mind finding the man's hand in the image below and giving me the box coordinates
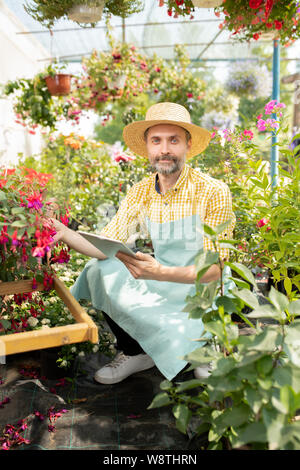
[116,251,162,280]
[48,218,68,245]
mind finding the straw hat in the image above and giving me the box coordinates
[123,102,211,159]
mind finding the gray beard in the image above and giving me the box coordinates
[151,157,184,175]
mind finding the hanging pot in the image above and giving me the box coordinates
[192,0,223,7]
[68,1,105,23]
[45,74,72,96]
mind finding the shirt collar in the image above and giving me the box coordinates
[154,164,190,195]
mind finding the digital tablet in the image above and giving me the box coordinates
[77,231,138,258]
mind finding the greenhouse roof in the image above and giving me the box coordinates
[3,0,299,73]
[1,0,299,85]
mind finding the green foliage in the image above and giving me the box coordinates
[148,222,300,450]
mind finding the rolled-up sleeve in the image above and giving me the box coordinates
[100,186,146,243]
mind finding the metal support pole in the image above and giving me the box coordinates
[271,39,280,190]
[122,17,125,43]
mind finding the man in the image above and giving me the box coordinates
[51,102,235,384]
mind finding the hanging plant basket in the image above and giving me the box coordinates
[68,1,105,23]
[192,0,223,7]
[44,74,72,96]
[0,276,98,356]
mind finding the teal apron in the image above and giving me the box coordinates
[70,213,232,380]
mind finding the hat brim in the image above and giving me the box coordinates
[123,119,211,159]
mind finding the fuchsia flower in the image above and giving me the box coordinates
[0,417,30,450]
[26,192,43,210]
[0,226,9,245]
[34,411,45,421]
[51,247,70,264]
[249,0,263,8]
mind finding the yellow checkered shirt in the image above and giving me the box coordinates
[100,164,235,260]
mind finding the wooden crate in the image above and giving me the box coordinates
[0,276,98,355]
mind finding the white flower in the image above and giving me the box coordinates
[78,351,85,357]
[27,317,39,327]
[60,360,68,367]
[41,325,50,329]
[71,346,77,353]
[89,309,96,315]
[41,318,50,324]
[92,345,99,353]
[76,259,84,265]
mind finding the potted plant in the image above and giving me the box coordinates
[68,0,105,23]
[24,0,144,28]
[215,0,300,45]
[2,63,77,130]
[224,62,272,98]
[192,0,223,7]
[158,0,195,18]
[44,62,72,96]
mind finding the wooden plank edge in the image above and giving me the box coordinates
[1,323,90,355]
[53,276,99,343]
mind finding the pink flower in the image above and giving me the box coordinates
[257,119,266,132]
[243,129,254,139]
[264,100,286,115]
[266,118,279,129]
[114,154,134,163]
[222,129,232,141]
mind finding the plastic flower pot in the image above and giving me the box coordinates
[44,74,72,96]
[68,2,105,23]
[192,0,223,7]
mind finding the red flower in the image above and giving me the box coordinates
[253,33,260,40]
[274,20,283,30]
[249,0,263,8]
[256,217,271,230]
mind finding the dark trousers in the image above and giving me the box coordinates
[102,312,145,356]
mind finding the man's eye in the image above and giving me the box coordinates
[171,138,178,143]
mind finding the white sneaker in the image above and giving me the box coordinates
[194,363,213,379]
[94,352,155,384]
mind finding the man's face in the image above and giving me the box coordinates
[145,124,191,175]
